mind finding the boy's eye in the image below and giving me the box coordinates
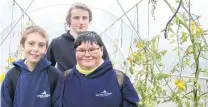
[74,16,80,20]
[79,49,86,52]
[39,44,44,47]
[88,49,94,51]
[39,43,45,47]
[82,16,88,20]
[29,42,34,46]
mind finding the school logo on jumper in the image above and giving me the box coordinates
[95,90,112,97]
[37,90,50,98]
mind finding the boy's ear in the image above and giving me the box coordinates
[101,46,103,52]
[100,46,104,57]
[45,47,48,53]
[20,44,24,51]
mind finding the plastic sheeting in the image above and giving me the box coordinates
[0,0,208,106]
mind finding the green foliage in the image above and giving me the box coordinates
[127,0,208,107]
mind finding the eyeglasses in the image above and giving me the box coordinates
[76,47,100,56]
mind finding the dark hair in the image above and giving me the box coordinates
[66,2,92,26]
[74,31,104,49]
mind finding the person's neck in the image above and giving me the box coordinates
[69,30,79,39]
[24,60,36,72]
[76,59,104,76]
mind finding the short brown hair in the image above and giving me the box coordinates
[20,25,48,48]
[66,2,92,26]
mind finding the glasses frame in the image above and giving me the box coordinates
[75,47,100,56]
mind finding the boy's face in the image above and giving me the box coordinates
[70,8,90,34]
[75,42,103,70]
[21,32,47,64]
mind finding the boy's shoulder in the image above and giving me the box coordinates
[51,36,64,43]
[48,66,62,75]
[6,66,61,78]
[54,32,69,41]
[6,67,20,79]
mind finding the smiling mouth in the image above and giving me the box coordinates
[78,26,85,29]
[83,59,93,61]
[31,54,39,58]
